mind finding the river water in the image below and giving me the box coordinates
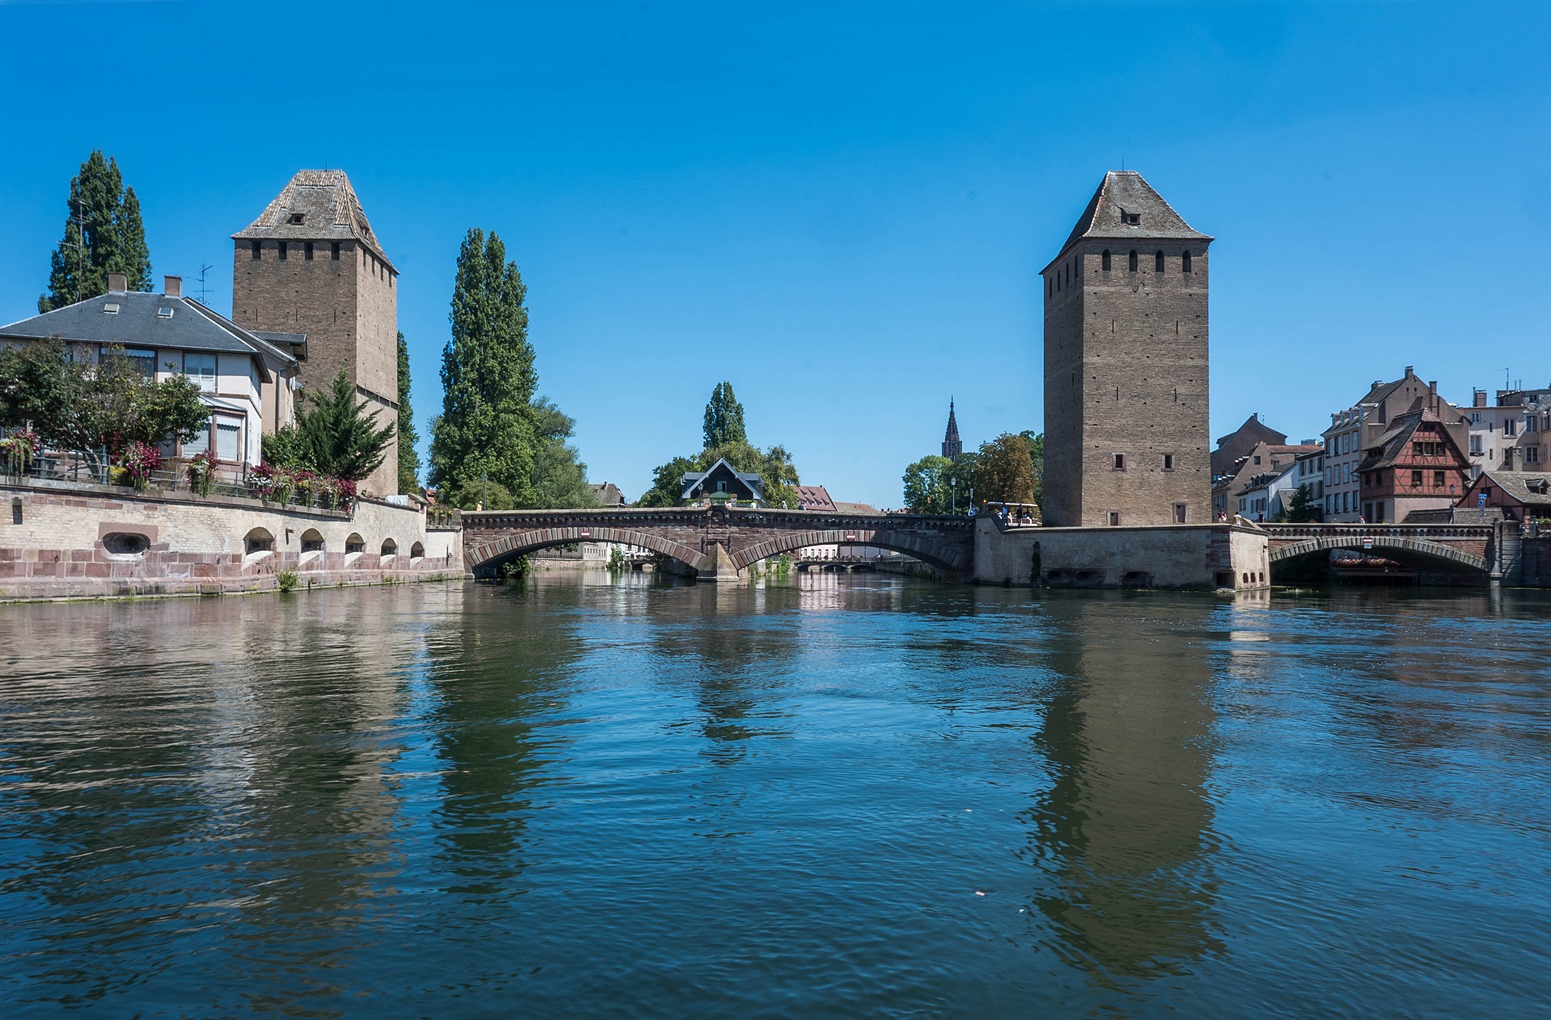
[1,575,1548,1018]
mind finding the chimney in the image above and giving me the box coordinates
[107,272,127,293]
[164,275,182,299]
[1474,389,1488,408]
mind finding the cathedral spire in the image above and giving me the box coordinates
[942,399,963,460]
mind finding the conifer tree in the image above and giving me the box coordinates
[396,331,421,493]
[39,151,152,311]
[429,228,539,503]
[703,381,747,449]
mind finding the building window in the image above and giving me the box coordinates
[182,424,210,459]
[331,242,341,260]
[1174,503,1187,524]
[184,352,216,393]
[1182,250,1192,273]
[1505,417,1517,437]
[250,240,261,260]
[1527,416,1539,433]
[1128,250,1138,272]
[1108,511,1121,526]
[287,213,305,225]
[1113,453,1126,470]
[1528,447,1541,464]
[304,241,314,261]
[1434,470,1446,488]
[278,241,287,261]
[1122,211,1140,225]
[1470,435,1483,455]
[1411,470,1423,488]
[215,419,241,462]
[1162,453,1175,471]
[1155,250,1165,273]
[1102,249,1111,271]
[300,529,324,554]
[103,347,157,376]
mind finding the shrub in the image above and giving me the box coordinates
[276,568,299,593]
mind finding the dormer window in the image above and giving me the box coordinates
[1122,210,1141,226]
[287,213,305,225]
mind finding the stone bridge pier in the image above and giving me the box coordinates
[461,505,976,582]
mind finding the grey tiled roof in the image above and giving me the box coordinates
[1477,470,1551,508]
[232,170,395,270]
[0,291,297,372]
[1055,171,1212,258]
[680,458,764,499]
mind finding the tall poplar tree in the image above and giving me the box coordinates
[703,381,747,449]
[429,228,540,504]
[39,151,152,311]
[396,331,421,493]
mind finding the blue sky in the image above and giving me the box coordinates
[1,0,1547,507]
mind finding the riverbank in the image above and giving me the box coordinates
[0,478,462,601]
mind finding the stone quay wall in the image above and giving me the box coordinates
[973,517,1267,590]
[0,479,462,601]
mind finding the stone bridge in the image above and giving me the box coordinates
[461,505,975,581]
[1260,523,1496,577]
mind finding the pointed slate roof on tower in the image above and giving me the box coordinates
[942,399,963,460]
[1050,171,1212,267]
[232,169,395,270]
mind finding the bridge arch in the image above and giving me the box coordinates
[1268,534,1488,574]
[730,528,968,574]
[465,526,710,575]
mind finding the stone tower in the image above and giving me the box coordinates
[1042,171,1212,527]
[942,399,963,460]
[232,170,399,496]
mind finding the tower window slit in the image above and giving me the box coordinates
[1155,250,1165,273]
[1128,250,1138,272]
[1102,249,1111,271]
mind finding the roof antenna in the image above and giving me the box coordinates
[193,264,214,304]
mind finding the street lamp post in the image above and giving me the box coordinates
[950,476,957,515]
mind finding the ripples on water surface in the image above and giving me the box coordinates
[1,577,1548,1017]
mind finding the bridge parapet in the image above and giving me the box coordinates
[1260,523,1493,541]
[461,505,975,581]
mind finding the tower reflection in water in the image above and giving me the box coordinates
[1019,595,1225,978]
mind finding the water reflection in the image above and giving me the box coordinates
[1021,595,1224,979]
[424,584,586,902]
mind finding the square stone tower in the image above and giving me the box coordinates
[232,170,399,496]
[1042,172,1212,527]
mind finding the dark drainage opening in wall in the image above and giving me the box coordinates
[1215,571,1235,588]
[1121,571,1153,588]
[103,533,149,556]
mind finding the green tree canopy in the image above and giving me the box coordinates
[0,339,207,472]
[430,228,538,502]
[1020,430,1045,507]
[902,454,955,514]
[702,381,747,449]
[396,330,422,494]
[973,432,1038,508]
[262,369,395,482]
[40,151,152,312]
[428,228,594,510]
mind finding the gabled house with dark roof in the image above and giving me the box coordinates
[1355,407,1472,523]
[0,273,301,474]
[680,458,764,505]
[1459,470,1551,522]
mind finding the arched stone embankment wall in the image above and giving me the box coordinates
[0,479,461,600]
